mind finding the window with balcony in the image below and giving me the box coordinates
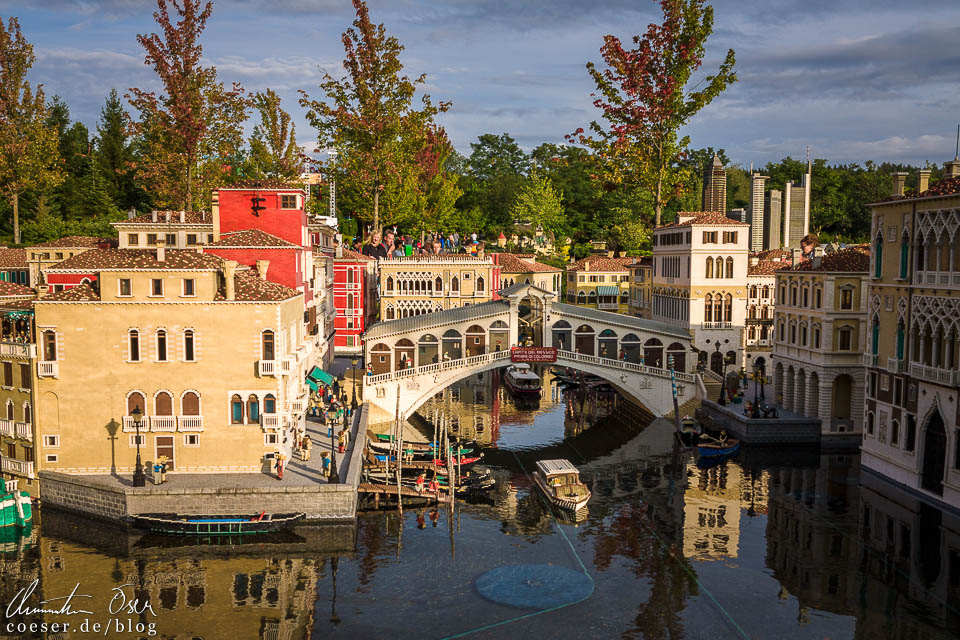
[184,330,195,361]
[6,442,13,458]
[264,394,276,414]
[182,278,195,297]
[182,391,200,416]
[5,400,12,420]
[156,330,168,361]
[127,391,145,416]
[43,330,56,361]
[231,394,244,424]
[155,391,173,417]
[151,279,163,296]
[261,330,275,361]
[129,330,140,361]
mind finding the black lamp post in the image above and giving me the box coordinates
[329,409,340,484]
[759,362,766,401]
[717,344,730,406]
[753,361,761,410]
[130,407,145,487]
[350,356,359,410]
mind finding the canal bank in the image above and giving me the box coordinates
[36,404,369,523]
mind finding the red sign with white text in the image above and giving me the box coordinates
[511,347,557,363]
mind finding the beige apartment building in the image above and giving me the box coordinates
[378,255,501,319]
[772,246,869,443]
[651,212,750,373]
[565,256,634,313]
[0,282,38,495]
[113,210,215,249]
[862,162,960,508]
[32,248,308,476]
[26,235,106,288]
[627,257,653,319]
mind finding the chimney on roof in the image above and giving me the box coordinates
[156,236,166,262]
[211,193,221,242]
[37,284,49,298]
[891,172,908,196]
[179,211,185,223]
[164,211,170,223]
[812,246,824,269]
[223,260,237,300]
[584,260,590,272]
[945,158,960,178]
[918,169,931,193]
[791,247,803,266]
[336,242,343,259]
[127,208,136,220]
[256,259,270,280]
[749,256,759,267]
[151,210,158,223]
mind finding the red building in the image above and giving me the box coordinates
[332,246,376,354]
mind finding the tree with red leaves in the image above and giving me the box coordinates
[413,125,461,239]
[571,0,736,227]
[300,0,449,232]
[127,0,248,212]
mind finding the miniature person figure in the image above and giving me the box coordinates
[428,477,439,494]
[277,453,285,480]
[416,473,425,494]
[416,510,426,529]
[321,452,330,477]
[337,429,346,454]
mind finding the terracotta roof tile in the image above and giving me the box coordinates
[29,236,105,248]
[628,256,653,269]
[883,176,960,202]
[496,252,561,273]
[44,283,100,301]
[333,247,373,262]
[657,212,748,229]
[116,211,211,225]
[219,271,301,302]
[566,256,638,272]
[0,298,35,309]
[0,281,34,297]
[785,246,871,272]
[207,229,297,248]
[221,180,305,190]
[748,260,786,276]
[0,248,26,268]
[48,248,222,272]
[755,249,791,261]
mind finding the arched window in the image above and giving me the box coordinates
[451,276,460,293]
[761,286,770,299]
[247,394,259,423]
[129,329,140,362]
[725,256,734,279]
[182,391,200,415]
[183,329,195,362]
[577,291,586,303]
[896,320,905,360]
[347,268,354,285]
[748,326,756,340]
[750,285,757,298]
[704,258,713,278]
[42,330,57,361]
[386,306,395,320]
[23,402,30,424]
[748,305,756,320]
[801,286,809,308]
[477,276,485,292]
[588,291,597,305]
[264,394,276,414]
[127,392,145,416]
[871,314,880,355]
[156,329,168,361]
[386,276,394,292]
[5,400,12,420]
[620,290,629,304]
[435,276,443,291]
[723,294,732,322]
[715,257,723,278]
[347,294,355,310]
[155,391,173,415]
[874,231,883,278]
[899,231,909,279]
[261,330,275,361]
[891,419,900,446]
[231,394,244,424]
[704,294,713,322]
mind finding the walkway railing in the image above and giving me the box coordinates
[365,350,512,385]
[364,348,695,385]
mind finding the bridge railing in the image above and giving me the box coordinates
[364,350,512,385]
[364,347,695,386]
[555,350,695,383]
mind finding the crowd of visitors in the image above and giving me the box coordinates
[354,228,485,259]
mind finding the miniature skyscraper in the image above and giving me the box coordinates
[703,154,726,213]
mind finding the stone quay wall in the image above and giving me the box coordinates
[38,404,370,523]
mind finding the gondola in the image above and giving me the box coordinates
[372,454,482,467]
[367,440,473,457]
[697,433,740,458]
[132,511,305,535]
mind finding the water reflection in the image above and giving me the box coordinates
[0,369,956,638]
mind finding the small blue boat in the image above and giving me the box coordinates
[697,433,740,458]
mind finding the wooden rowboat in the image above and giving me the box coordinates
[132,512,304,535]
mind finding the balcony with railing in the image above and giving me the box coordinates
[290,396,308,415]
[258,360,277,376]
[4,479,17,493]
[37,361,58,378]
[149,416,177,432]
[863,353,879,367]
[260,413,281,429]
[0,342,36,358]
[910,362,957,386]
[14,421,31,441]
[1,456,34,478]
[122,416,147,432]
[887,357,905,373]
[280,357,295,375]
[597,302,620,311]
[700,322,734,330]
[0,419,13,438]
[178,416,204,432]
[914,270,960,287]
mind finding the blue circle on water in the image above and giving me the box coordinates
[475,564,594,610]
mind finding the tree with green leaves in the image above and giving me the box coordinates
[511,173,565,236]
[573,0,736,227]
[247,89,304,180]
[457,133,528,230]
[301,0,449,232]
[0,17,63,243]
[97,88,148,212]
[413,125,461,238]
[127,0,249,211]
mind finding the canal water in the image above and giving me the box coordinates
[3,368,958,639]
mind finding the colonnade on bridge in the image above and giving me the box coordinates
[362,283,701,421]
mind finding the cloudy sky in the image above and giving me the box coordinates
[5,0,960,168]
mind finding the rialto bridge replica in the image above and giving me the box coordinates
[362,283,702,422]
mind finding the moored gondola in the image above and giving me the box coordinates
[132,511,305,535]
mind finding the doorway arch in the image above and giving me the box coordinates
[920,406,947,495]
[574,325,595,355]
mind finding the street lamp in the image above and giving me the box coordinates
[130,407,146,487]
[329,409,340,484]
[351,355,359,410]
[759,361,766,401]
[753,360,761,410]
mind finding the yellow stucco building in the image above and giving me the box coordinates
[378,255,501,319]
[0,282,39,495]
[627,257,653,318]
[32,248,308,476]
[565,256,634,313]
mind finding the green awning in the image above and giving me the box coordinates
[307,366,335,386]
[596,285,620,296]
[305,378,319,393]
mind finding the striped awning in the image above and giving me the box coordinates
[596,285,620,296]
[307,366,335,386]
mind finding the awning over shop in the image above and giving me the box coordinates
[596,285,620,296]
[307,366,335,387]
[305,378,319,393]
